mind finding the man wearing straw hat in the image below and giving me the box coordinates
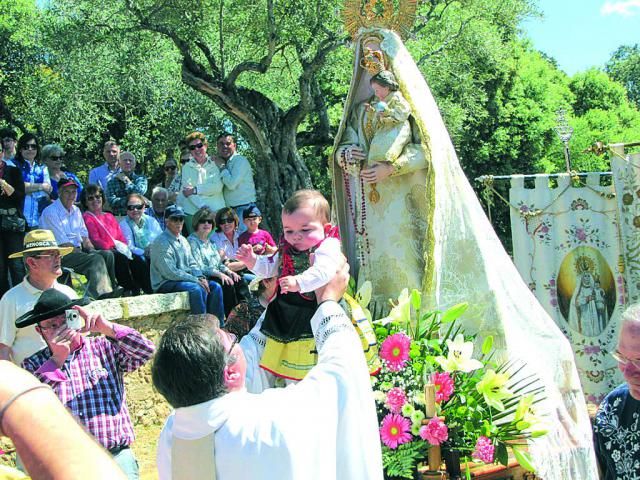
[0,229,77,365]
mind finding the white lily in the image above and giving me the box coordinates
[376,288,410,326]
[435,334,483,373]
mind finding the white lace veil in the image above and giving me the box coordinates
[332,28,598,479]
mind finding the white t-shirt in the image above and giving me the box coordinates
[0,278,77,365]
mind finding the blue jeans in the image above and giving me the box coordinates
[112,447,139,480]
[158,280,225,324]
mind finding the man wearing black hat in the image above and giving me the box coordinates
[20,288,155,479]
[40,177,121,299]
[150,205,225,320]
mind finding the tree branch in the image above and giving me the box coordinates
[224,0,277,88]
[285,36,344,128]
[195,40,221,78]
[417,16,476,65]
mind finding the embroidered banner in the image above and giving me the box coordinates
[612,152,640,305]
[509,173,624,404]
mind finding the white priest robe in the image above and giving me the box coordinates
[156,301,383,480]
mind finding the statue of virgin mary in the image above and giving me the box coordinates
[331,4,598,478]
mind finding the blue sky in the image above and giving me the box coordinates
[521,0,639,76]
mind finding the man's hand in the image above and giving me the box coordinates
[217,272,233,285]
[116,172,130,185]
[236,243,257,269]
[49,326,74,368]
[73,305,114,338]
[315,256,349,304]
[81,238,95,252]
[279,276,300,294]
[41,182,53,194]
[182,185,195,198]
[198,278,210,293]
[228,271,241,283]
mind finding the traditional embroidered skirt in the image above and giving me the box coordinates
[259,291,318,381]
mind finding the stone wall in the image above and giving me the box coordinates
[0,292,190,474]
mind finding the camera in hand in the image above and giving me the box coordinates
[65,309,83,330]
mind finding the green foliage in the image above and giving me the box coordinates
[382,442,426,479]
[606,44,640,108]
[569,69,628,116]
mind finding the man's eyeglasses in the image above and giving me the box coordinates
[218,217,234,225]
[32,252,62,260]
[189,143,205,151]
[168,216,185,222]
[127,204,144,211]
[198,219,214,225]
[164,165,177,171]
[22,144,37,150]
[86,195,102,202]
[38,320,66,332]
[612,350,640,369]
[223,330,238,355]
[49,155,63,160]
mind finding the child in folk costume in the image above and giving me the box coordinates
[236,189,342,380]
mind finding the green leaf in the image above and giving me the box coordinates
[481,335,494,355]
[495,443,508,466]
[410,289,421,310]
[441,303,469,323]
[427,339,442,351]
[512,446,536,472]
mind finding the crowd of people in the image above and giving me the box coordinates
[0,128,267,326]
[0,124,388,480]
[2,124,640,480]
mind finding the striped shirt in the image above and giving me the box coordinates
[22,324,154,450]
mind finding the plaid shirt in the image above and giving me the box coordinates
[22,324,154,450]
[106,172,148,216]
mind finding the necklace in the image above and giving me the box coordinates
[340,155,371,268]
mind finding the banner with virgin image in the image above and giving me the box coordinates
[509,173,624,404]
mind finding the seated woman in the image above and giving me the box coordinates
[81,184,137,295]
[119,193,161,294]
[211,207,256,283]
[188,207,249,315]
[41,144,83,203]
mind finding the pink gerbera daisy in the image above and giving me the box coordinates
[431,372,454,403]
[472,436,495,463]
[385,387,407,413]
[380,333,411,371]
[380,413,412,449]
[419,417,449,445]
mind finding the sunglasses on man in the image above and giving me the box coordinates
[188,143,205,151]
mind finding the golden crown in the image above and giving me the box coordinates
[575,255,596,275]
[343,0,418,40]
[359,47,386,75]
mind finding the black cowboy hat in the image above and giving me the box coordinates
[15,289,90,328]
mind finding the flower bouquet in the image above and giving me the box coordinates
[371,288,547,479]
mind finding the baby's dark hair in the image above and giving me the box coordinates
[282,189,330,224]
